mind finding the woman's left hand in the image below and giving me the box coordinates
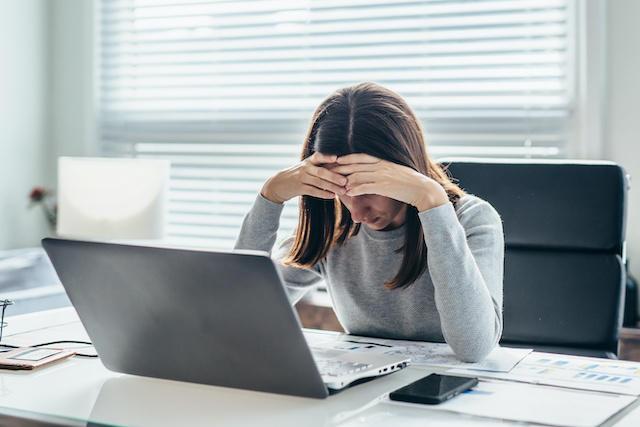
[332,154,449,212]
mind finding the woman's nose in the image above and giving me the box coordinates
[349,196,370,223]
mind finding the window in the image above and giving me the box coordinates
[97,0,575,249]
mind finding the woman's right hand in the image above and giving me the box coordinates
[260,152,347,204]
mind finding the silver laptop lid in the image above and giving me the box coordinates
[42,238,329,398]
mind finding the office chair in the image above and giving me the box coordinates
[444,159,629,359]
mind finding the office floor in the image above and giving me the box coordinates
[295,296,640,362]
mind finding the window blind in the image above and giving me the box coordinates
[97,0,574,249]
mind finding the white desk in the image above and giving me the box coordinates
[1,308,640,427]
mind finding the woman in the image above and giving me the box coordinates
[235,82,504,362]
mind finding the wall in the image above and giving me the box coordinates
[48,0,94,169]
[0,0,92,251]
[607,0,640,283]
[0,0,49,249]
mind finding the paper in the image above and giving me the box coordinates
[0,346,75,370]
[304,330,530,372]
[304,331,405,355]
[387,380,636,427]
[337,409,502,427]
[334,334,530,372]
[8,348,62,361]
[450,352,640,396]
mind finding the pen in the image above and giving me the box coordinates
[345,340,393,348]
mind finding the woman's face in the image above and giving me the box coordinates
[338,194,407,231]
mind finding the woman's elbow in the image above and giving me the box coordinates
[451,322,502,363]
[454,342,495,363]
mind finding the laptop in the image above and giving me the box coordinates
[41,238,410,399]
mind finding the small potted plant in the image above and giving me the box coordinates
[28,187,57,233]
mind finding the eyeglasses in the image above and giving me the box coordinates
[0,299,14,342]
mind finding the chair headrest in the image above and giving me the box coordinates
[443,160,628,253]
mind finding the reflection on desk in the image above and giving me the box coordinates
[89,373,394,427]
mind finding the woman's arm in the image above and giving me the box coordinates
[332,153,502,361]
[420,199,504,362]
[236,150,345,253]
[234,194,325,303]
[235,151,346,301]
[234,194,284,254]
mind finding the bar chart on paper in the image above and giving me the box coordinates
[464,352,640,395]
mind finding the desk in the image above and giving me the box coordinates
[1,308,640,427]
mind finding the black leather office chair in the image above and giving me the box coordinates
[444,159,629,359]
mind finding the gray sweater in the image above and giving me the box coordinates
[235,194,504,362]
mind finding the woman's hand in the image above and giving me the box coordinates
[260,152,347,204]
[333,153,449,212]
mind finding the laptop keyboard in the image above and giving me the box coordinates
[314,359,373,377]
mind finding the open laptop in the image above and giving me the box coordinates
[41,238,410,399]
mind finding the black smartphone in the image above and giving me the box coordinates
[389,373,478,404]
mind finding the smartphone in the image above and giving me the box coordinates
[389,373,478,404]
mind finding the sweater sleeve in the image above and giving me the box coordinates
[234,194,324,302]
[234,194,284,254]
[419,197,504,362]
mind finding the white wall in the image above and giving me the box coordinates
[607,0,640,283]
[0,0,92,251]
[48,0,94,168]
[0,0,50,249]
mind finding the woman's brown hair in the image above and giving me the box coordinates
[283,83,465,290]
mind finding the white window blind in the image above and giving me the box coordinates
[97,0,574,249]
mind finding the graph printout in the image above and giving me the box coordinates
[305,331,531,372]
[452,352,640,396]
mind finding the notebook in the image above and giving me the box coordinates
[41,238,410,399]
